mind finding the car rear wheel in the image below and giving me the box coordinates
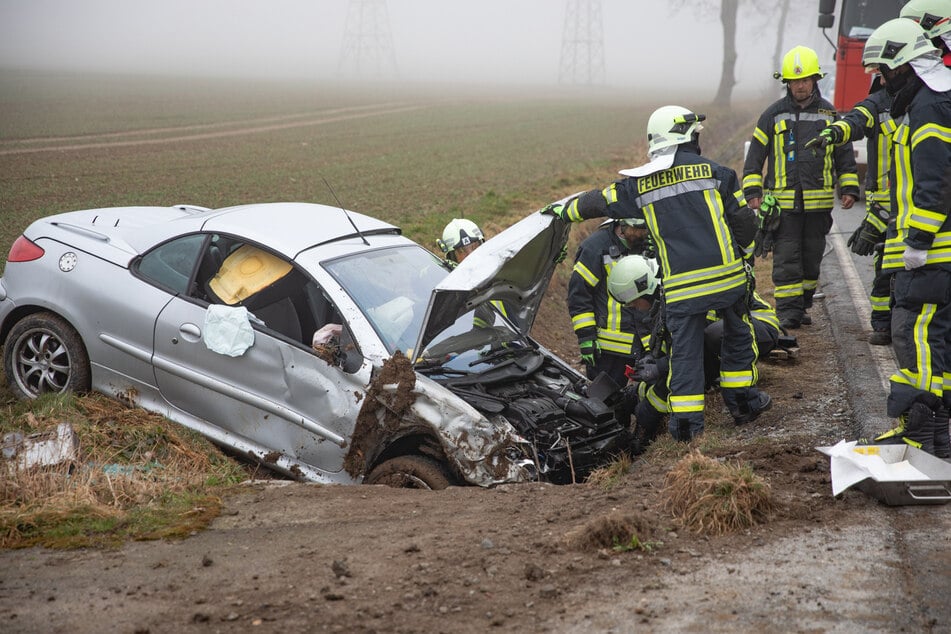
[364,455,456,490]
[3,312,91,400]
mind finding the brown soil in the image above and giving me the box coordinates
[7,295,947,634]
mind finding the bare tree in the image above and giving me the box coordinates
[669,0,802,105]
[771,0,792,75]
[713,0,739,105]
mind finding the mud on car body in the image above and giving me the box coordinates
[0,201,630,488]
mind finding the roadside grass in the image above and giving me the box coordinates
[0,391,246,549]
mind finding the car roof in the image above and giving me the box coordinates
[200,203,400,258]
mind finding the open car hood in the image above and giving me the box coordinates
[413,205,572,360]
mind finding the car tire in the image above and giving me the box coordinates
[364,455,456,490]
[3,312,91,400]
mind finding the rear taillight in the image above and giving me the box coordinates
[7,236,45,262]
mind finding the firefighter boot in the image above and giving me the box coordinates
[730,390,772,426]
[631,399,662,455]
[934,405,950,460]
[874,402,936,455]
[669,417,694,442]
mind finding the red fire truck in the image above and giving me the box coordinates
[818,0,910,113]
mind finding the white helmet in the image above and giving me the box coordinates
[607,255,660,304]
[437,218,484,255]
[863,18,938,69]
[646,105,705,154]
[901,0,951,39]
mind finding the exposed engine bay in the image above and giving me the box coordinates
[419,344,631,483]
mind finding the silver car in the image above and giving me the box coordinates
[0,202,630,488]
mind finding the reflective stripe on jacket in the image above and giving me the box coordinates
[880,86,951,273]
[567,225,644,354]
[743,93,860,212]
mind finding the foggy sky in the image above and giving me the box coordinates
[0,0,826,98]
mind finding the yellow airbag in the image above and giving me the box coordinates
[209,245,292,305]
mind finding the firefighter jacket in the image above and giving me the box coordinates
[881,83,951,274]
[831,87,897,213]
[564,145,758,316]
[743,92,861,212]
[567,224,643,355]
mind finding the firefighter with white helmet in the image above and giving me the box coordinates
[859,17,951,457]
[545,105,771,441]
[743,45,861,330]
[437,218,484,265]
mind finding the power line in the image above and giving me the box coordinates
[559,0,605,86]
[338,0,398,79]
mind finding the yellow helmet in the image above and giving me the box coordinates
[775,46,825,82]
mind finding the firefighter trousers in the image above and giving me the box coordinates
[869,248,893,331]
[771,211,833,324]
[665,289,759,439]
[886,268,951,419]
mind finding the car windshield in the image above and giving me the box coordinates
[325,245,524,360]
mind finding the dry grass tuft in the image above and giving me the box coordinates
[566,512,658,552]
[584,452,633,489]
[1,393,245,548]
[663,449,772,536]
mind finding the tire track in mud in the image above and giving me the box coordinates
[0,103,429,156]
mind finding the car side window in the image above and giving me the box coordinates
[191,236,357,367]
[136,234,206,295]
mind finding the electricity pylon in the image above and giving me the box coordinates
[559,0,605,85]
[338,0,398,79]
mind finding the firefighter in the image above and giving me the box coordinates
[567,217,649,387]
[436,218,514,329]
[743,45,861,330]
[545,105,771,440]
[605,254,664,453]
[437,218,484,266]
[860,18,951,458]
[806,79,897,345]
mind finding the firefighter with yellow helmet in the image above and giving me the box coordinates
[743,45,861,330]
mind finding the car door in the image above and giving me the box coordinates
[151,235,370,475]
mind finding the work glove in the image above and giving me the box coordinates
[579,339,600,367]
[753,228,775,258]
[540,203,569,222]
[553,244,569,264]
[846,220,884,256]
[623,355,665,384]
[757,194,781,232]
[804,125,844,156]
[902,246,928,270]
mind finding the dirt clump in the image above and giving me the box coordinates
[343,350,418,477]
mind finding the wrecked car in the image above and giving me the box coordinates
[0,202,631,488]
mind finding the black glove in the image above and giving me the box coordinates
[846,221,884,256]
[624,355,661,383]
[804,125,844,156]
[753,228,775,258]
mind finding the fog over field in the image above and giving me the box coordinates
[0,0,826,99]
